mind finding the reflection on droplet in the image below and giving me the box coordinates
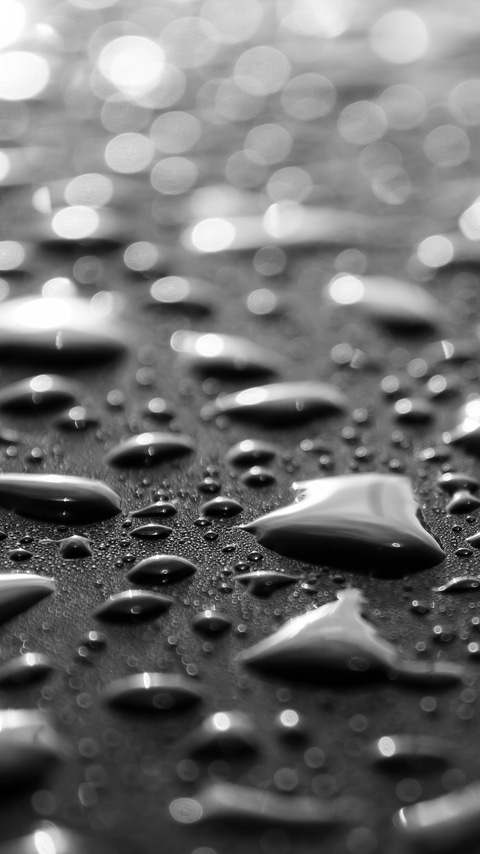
[0,52,50,100]
[102,672,203,711]
[240,588,462,685]
[0,240,26,272]
[395,783,480,851]
[241,474,445,575]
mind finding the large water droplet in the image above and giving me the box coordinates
[435,576,480,593]
[170,781,355,827]
[102,672,203,711]
[239,588,462,685]
[235,570,299,597]
[146,277,216,315]
[0,474,121,523]
[0,710,63,791]
[0,573,55,624]
[0,823,91,853]
[182,711,258,757]
[0,652,54,686]
[0,375,79,412]
[202,382,348,425]
[94,590,172,623]
[126,555,197,585]
[104,432,195,467]
[170,330,283,377]
[395,783,480,851]
[0,294,126,364]
[241,474,444,575]
[370,735,452,771]
[191,610,232,635]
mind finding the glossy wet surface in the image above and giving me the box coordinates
[1,3,480,854]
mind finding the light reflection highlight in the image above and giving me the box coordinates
[0,52,50,100]
[98,37,165,97]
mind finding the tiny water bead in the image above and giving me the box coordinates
[241,474,445,575]
[239,589,463,686]
[126,555,197,585]
[102,673,203,711]
[104,432,195,467]
[201,381,348,425]
[93,590,173,623]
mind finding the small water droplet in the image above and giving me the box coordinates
[127,555,197,585]
[104,432,195,467]
[0,474,121,523]
[102,672,203,711]
[130,523,172,539]
[202,382,348,425]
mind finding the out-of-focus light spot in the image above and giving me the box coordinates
[465,397,480,421]
[423,125,470,167]
[225,150,266,189]
[234,46,291,96]
[244,123,292,166]
[98,37,165,97]
[71,0,118,7]
[0,280,9,302]
[42,277,77,298]
[335,248,367,275]
[0,53,50,101]
[190,218,236,252]
[247,288,280,315]
[124,242,161,272]
[213,77,265,122]
[0,100,29,140]
[64,174,113,208]
[32,186,51,214]
[377,84,426,130]
[150,156,198,194]
[212,712,232,731]
[280,709,300,728]
[372,166,411,205]
[253,246,287,276]
[337,101,387,145]
[281,0,350,38]
[377,736,396,758]
[449,79,480,126]
[32,829,57,854]
[358,141,403,177]
[0,241,25,271]
[201,0,262,43]
[281,73,336,120]
[101,96,152,134]
[0,1,26,50]
[329,274,365,305]
[460,200,480,240]
[51,206,100,240]
[161,17,219,69]
[263,202,303,239]
[136,64,186,110]
[104,133,154,174]
[370,9,429,64]
[169,798,203,824]
[150,111,201,154]
[0,152,11,182]
[150,277,189,304]
[417,235,454,267]
[266,166,312,202]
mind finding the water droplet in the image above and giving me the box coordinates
[371,735,452,771]
[0,474,121,523]
[241,474,445,575]
[394,398,434,424]
[435,577,480,593]
[126,555,197,585]
[55,405,99,431]
[200,497,243,518]
[0,824,90,852]
[170,781,353,827]
[226,439,278,467]
[130,523,172,539]
[94,590,172,622]
[327,274,446,331]
[191,610,232,635]
[446,491,480,515]
[0,294,126,364]
[146,277,216,315]
[202,381,348,425]
[104,432,195,467]
[102,672,203,711]
[239,588,462,685]
[0,710,63,791]
[183,711,258,757]
[8,547,33,561]
[395,783,480,850]
[0,374,79,412]
[42,535,93,559]
[0,652,54,686]
[236,570,298,597]
[0,573,55,624]
[466,531,480,548]
[143,398,176,422]
[170,330,283,377]
[240,466,276,487]
[438,473,480,493]
[130,501,177,518]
